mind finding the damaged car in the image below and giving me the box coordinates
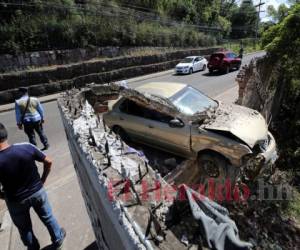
[103,82,278,181]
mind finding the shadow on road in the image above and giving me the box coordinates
[83,241,98,250]
[41,241,98,250]
[41,245,54,250]
[201,71,226,77]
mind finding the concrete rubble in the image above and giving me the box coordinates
[58,84,253,250]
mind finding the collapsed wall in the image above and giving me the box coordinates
[58,88,190,249]
[58,84,252,250]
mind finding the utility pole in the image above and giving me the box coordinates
[255,0,265,41]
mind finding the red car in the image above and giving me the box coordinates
[207,51,242,74]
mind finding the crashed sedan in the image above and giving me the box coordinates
[103,82,277,180]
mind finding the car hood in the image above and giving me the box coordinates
[176,63,192,67]
[202,103,268,148]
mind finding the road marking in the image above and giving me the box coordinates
[214,85,238,99]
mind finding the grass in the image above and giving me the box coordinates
[221,41,261,54]
[285,189,300,223]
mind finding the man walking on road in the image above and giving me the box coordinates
[0,123,66,250]
[15,87,49,150]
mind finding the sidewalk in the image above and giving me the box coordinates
[0,102,97,250]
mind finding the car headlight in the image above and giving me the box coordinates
[184,66,189,69]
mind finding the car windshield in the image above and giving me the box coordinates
[180,57,194,63]
[170,86,218,115]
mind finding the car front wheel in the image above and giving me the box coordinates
[189,68,193,74]
[197,153,236,190]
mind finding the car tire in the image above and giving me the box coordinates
[197,153,236,189]
[237,63,241,70]
[189,68,193,74]
[202,64,207,71]
[209,69,213,74]
[112,126,130,142]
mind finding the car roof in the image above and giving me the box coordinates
[136,82,187,98]
[213,51,233,55]
[185,56,199,59]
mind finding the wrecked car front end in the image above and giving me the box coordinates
[241,131,278,179]
[201,103,278,179]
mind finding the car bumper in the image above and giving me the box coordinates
[208,64,224,71]
[260,132,278,164]
[175,68,189,74]
[242,132,278,179]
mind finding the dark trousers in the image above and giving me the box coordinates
[24,121,48,147]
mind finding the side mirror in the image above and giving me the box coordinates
[169,118,184,128]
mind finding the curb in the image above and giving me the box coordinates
[0,94,60,113]
[0,69,173,114]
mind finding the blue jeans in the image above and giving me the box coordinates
[6,188,63,249]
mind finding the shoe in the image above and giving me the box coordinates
[41,144,50,151]
[53,228,66,250]
[27,240,40,250]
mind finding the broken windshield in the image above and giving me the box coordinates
[170,86,218,115]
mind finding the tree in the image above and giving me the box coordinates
[267,4,289,23]
[230,0,258,38]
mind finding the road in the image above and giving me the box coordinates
[0,51,264,250]
[129,51,264,97]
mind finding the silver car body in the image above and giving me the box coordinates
[103,82,277,169]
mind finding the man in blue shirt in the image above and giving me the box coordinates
[15,87,49,150]
[0,123,65,250]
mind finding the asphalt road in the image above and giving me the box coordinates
[129,51,265,96]
[0,51,264,249]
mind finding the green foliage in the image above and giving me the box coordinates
[261,3,300,170]
[230,0,258,38]
[267,4,289,23]
[0,0,261,53]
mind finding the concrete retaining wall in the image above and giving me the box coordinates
[58,94,163,249]
[0,47,121,73]
[60,110,139,250]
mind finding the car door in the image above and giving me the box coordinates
[198,56,205,70]
[193,57,200,71]
[232,53,240,68]
[113,99,154,142]
[143,109,192,157]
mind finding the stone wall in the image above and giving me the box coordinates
[235,56,283,123]
[0,47,121,73]
[0,47,189,73]
[0,47,218,104]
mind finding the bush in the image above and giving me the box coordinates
[0,1,217,54]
